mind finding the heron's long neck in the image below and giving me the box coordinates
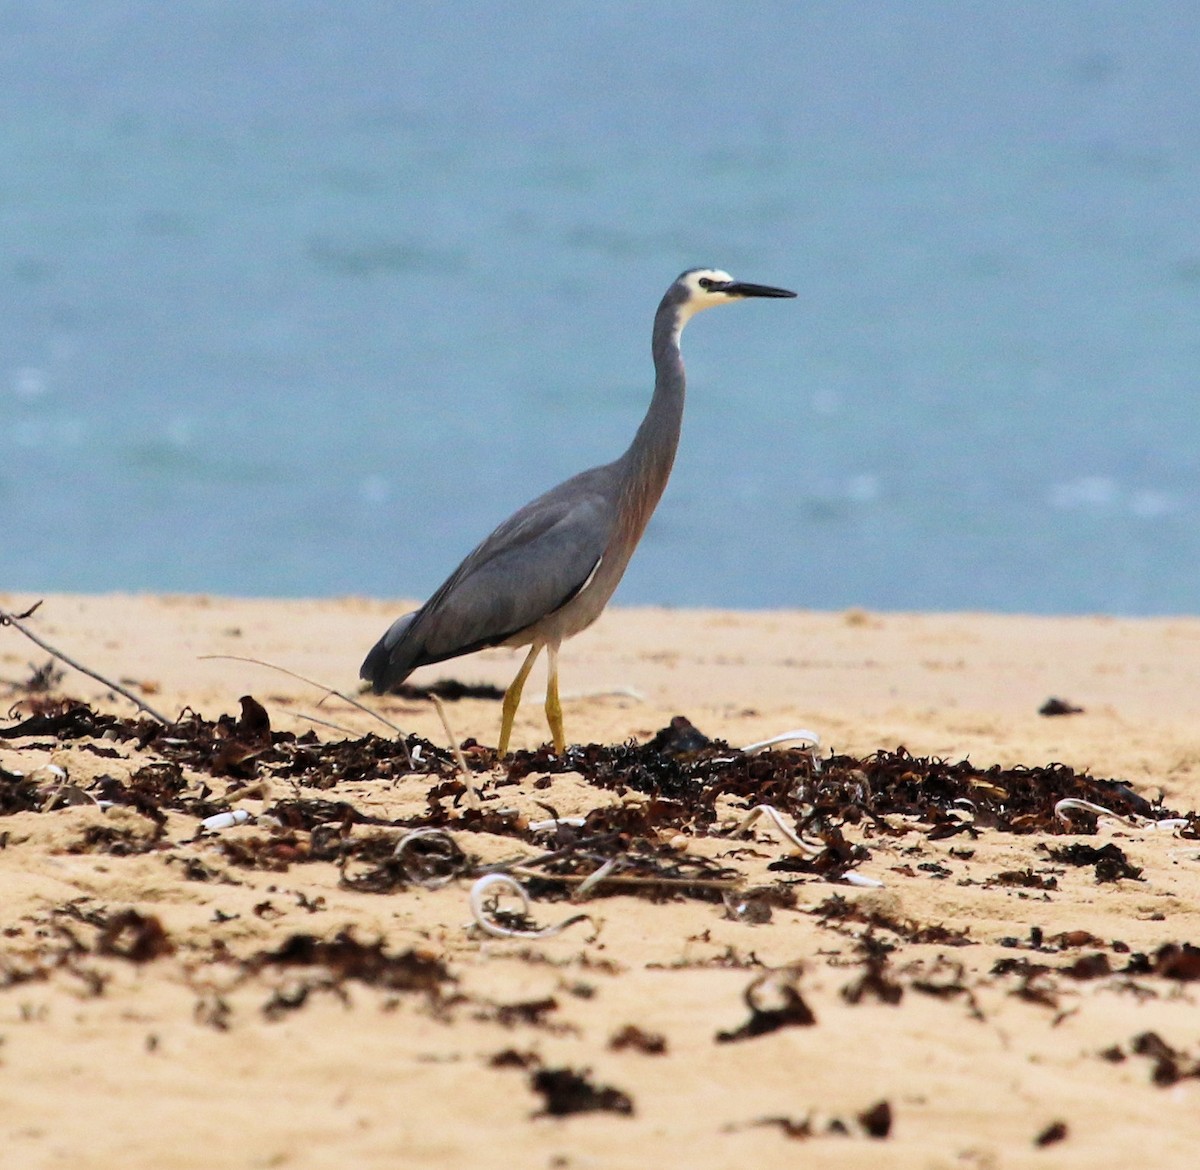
[614,302,686,539]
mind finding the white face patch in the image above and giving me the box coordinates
[675,268,737,330]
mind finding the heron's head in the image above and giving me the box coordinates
[671,267,796,327]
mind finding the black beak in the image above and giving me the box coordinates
[720,280,797,299]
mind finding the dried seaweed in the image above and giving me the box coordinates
[489,996,562,1029]
[2,703,1179,852]
[1123,942,1200,981]
[840,935,903,1005]
[1126,1032,1200,1086]
[246,930,452,995]
[609,1024,667,1054]
[0,701,122,741]
[530,1066,634,1117]
[1043,842,1143,883]
[69,822,162,857]
[987,868,1058,891]
[716,970,816,1042]
[1035,1120,1069,1146]
[857,1100,892,1139]
[810,894,973,947]
[0,767,42,814]
[489,1047,541,1069]
[749,1101,891,1141]
[95,909,174,963]
[3,659,64,694]
[516,833,740,904]
[506,737,1172,844]
[1039,697,1083,717]
[1058,953,1111,980]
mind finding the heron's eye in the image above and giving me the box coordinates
[698,277,714,290]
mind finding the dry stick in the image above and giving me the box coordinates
[295,711,361,737]
[1,601,170,724]
[198,653,413,769]
[430,693,479,809]
[504,865,742,893]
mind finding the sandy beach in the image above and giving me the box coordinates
[2,591,1199,1169]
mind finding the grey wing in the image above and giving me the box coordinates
[361,469,617,689]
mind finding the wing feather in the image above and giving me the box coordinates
[360,465,618,691]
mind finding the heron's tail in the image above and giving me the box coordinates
[359,611,418,693]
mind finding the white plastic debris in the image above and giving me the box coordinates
[740,728,821,755]
[200,809,252,832]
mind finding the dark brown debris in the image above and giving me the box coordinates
[95,909,174,963]
[1,703,1178,871]
[857,1099,893,1139]
[5,659,65,694]
[1046,929,1103,949]
[841,936,903,1006]
[987,868,1058,891]
[1059,953,1111,980]
[1124,942,1200,982]
[261,983,315,1020]
[1128,1032,1200,1086]
[750,1101,892,1141]
[752,1115,814,1140]
[0,767,43,814]
[489,1047,541,1069]
[1044,842,1143,883]
[609,1024,668,1055]
[488,996,563,1031]
[530,1066,634,1117]
[0,701,120,741]
[646,715,711,755]
[1150,942,1200,981]
[194,992,232,1031]
[1035,1120,1069,1146]
[717,971,816,1042]
[908,957,984,1017]
[1039,697,1083,717]
[811,894,973,947]
[247,931,452,996]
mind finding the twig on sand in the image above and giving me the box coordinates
[295,712,361,737]
[1,600,170,724]
[430,694,479,808]
[501,865,742,895]
[199,653,413,769]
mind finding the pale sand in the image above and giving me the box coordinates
[1,591,1199,1168]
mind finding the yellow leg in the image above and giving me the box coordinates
[544,642,565,755]
[497,643,542,757]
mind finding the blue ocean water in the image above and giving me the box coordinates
[2,2,1199,614]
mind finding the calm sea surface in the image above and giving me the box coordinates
[3,2,1199,614]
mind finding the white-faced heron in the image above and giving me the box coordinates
[361,267,796,755]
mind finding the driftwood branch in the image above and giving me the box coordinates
[0,601,170,724]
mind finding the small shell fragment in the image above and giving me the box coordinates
[200,809,252,832]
